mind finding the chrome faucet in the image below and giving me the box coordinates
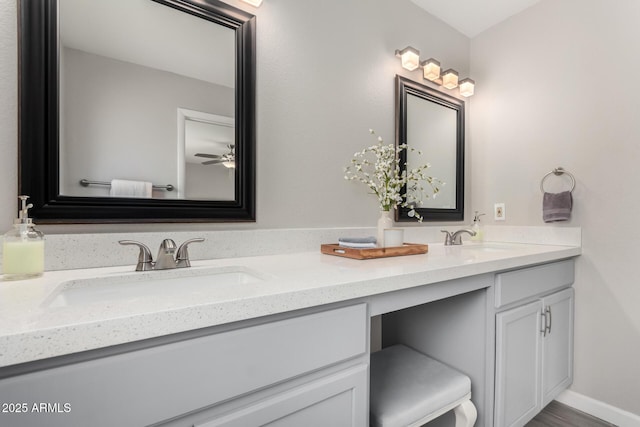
[119,238,205,271]
[441,229,476,246]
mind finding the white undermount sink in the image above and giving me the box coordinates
[45,266,267,308]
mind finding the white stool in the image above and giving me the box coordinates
[369,344,477,427]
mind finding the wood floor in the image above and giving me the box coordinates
[526,401,616,427]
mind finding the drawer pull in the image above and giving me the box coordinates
[546,306,552,334]
[540,306,552,336]
[540,309,547,336]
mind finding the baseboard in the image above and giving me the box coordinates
[556,390,640,427]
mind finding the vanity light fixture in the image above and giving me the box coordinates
[396,49,476,96]
[441,69,459,90]
[459,78,475,97]
[421,58,441,81]
[241,0,263,6]
[395,46,420,71]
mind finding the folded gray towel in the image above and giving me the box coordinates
[338,236,377,244]
[543,191,572,222]
[338,242,377,249]
[338,236,377,249]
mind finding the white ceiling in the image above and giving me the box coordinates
[410,0,541,38]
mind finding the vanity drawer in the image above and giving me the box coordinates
[495,260,574,308]
[0,304,367,427]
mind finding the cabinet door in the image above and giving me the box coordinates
[495,301,542,427]
[194,364,368,427]
[541,288,574,406]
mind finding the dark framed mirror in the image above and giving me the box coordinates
[18,0,256,223]
[395,75,465,222]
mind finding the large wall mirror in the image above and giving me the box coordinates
[18,0,256,222]
[395,75,465,222]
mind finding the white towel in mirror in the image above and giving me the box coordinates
[110,179,153,198]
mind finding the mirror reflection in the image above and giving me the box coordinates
[179,109,235,200]
[395,75,465,222]
[19,0,256,222]
[406,94,457,209]
[59,0,236,200]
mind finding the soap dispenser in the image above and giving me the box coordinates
[2,196,45,280]
[470,211,485,242]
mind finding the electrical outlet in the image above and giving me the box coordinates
[494,203,505,221]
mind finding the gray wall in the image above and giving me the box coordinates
[470,0,640,415]
[0,0,17,232]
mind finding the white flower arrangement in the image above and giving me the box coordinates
[344,129,442,221]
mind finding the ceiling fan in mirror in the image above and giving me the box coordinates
[195,144,236,168]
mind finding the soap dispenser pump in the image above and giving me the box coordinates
[2,196,45,280]
[470,211,485,242]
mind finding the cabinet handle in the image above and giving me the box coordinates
[546,306,552,335]
[540,309,547,336]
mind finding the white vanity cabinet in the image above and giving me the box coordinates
[0,304,368,427]
[494,260,575,427]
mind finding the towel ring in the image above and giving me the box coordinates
[540,167,575,193]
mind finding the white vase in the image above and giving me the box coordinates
[377,210,394,247]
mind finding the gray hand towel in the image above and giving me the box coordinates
[543,191,572,222]
[338,236,377,249]
[338,236,377,244]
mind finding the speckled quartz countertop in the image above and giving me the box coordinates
[0,241,581,368]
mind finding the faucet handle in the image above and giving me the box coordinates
[119,240,154,271]
[440,230,454,245]
[176,238,205,268]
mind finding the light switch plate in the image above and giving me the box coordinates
[494,203,505,221]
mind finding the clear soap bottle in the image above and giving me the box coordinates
[470,211,485,242]
[2,196,45,280]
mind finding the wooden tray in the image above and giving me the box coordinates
[320,243,428,260]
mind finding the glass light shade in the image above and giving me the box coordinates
[421,58,441,81]
[241,0,263,6]
[223,161,236,169]
[396,47,420,71]
[442,69,459,90]
[459,78,475,97]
